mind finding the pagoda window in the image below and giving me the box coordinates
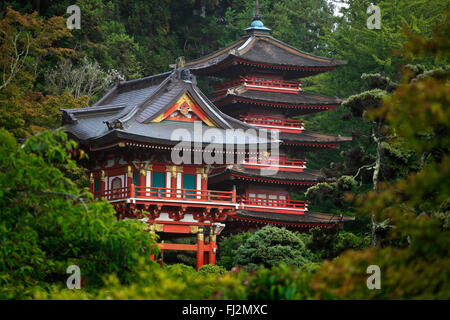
[94,178,100,196]
[111,177,122,199]
[133,172,139,197]
[183,174,196,199]
[268,194,277,205]
[152,171,166,197]
[256,193,266,205]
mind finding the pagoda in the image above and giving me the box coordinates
[61,68,273,269]
[185,8,353,232]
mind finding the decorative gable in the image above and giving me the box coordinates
[151,92,216,127]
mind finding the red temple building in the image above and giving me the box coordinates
[62,68,275,269]
[62,13,353,270]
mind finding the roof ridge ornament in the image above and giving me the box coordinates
[253,0,263,21]
[245,0,271,35]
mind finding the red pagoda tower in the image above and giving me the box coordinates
[185,13,353,232]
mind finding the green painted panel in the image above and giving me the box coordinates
[183,174,196,199]
[152,172,165,197]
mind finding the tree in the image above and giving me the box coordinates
[217,232,252,270]
[306,226,370,260]
[234,226,313,269]
[44,57,121,101]
[0,129,158,299]
[311,14,450,299]
[0,7,77,138]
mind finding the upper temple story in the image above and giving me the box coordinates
[184,19,347,79]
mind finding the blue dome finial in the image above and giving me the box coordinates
[245,0,271,33]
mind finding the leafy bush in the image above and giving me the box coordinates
[233,226,313,269]
[307,226,369,260]
[198,265,227,277]
[211,263,321,300]
[0,129,158,299]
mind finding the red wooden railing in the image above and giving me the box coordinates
[244,156,306,166]
[213,76,301,94]
[95,186,236,204]
[239,196,308,214]
[240,115,304,132]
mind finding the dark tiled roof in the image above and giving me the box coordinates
[185,35,346,78]
[233,210,355,225]
[280,131,352,144]
[61,69,276,147]
[209,164,326,184]
[213,86,342,106]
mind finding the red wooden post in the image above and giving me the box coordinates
[127,166,133,197]
[100,170,106,198]
[138,169,146,197]
[196,228,204,271]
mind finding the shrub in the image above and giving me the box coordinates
[212,263,321,300]
[217,232,251,270]
[198,265,227,276]
[233,226,313,269]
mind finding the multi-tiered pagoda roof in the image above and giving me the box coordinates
[186,17,353,230]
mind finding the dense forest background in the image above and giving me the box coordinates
[0,0,449,299]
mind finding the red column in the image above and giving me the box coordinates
[138,170,146,197]
[204,235,210,265]
[209,234,217,265]
[100,170,106,198]
[196,228,204,271]
[127,166,133,197]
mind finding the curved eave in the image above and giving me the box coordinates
[212,95,339,116]
[208,168,326,186]
[231,210,355,228]
[186,35,347,79]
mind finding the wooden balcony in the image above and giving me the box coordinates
[240,115,304,133]
[243,156,306,172]
[239,197,308,214]
[95,186,237,210]
[213,76,302,94]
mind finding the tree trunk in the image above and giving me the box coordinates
[371,122,383,246]
[372,123,382,191]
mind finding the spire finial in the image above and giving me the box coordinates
[253,0,263,20]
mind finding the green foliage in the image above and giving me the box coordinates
[305,175,358,212]
[234,226,313,269]
[0,129,158,299]
[312,14,450,299]
[212,263,321,300]
[198,265,227,277]
[35,261,320,300]
[217,232,251,270]
[306,227,370,261]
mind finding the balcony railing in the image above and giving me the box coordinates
[239,197,308,214]
[95,186,237,207]
[240,115,304,133]
[213,76,302,94]
[243,156,306,172]
[94,186,309,215]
